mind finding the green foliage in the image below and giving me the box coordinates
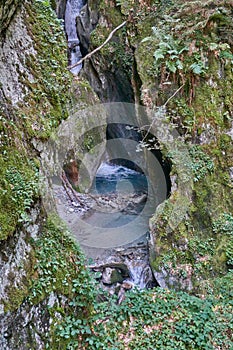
[26,217,233,349]
[0,153,39,240]
[111,40,133,72]
[20,0,72,139]
[141,26,210,78]
[137,0,233,94]
[90,11,132,77]
[208,271,233,301]
[213,213,233,266]
[142,29,188,75]
[171,98,196,133]
[115,0,136,16]
[29,216,93,305]
[55,287,233,349]
[189,61,206,75]
[36,0,51,6]
[167,145,214,183]
[213,213,233,236]
[188,146,214,182]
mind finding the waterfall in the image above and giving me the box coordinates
[65,0,84,74]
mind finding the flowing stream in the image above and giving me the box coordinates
[54,161,157,290]
[87,162,157,290]
[65,0,84,74]
[62,2,158,292]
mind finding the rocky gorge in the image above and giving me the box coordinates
[0,0,233,349]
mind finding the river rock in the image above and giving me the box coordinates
[102,267,124,285]
[133,194,147,204]
[152,264,193,291]
[122,281,134,290]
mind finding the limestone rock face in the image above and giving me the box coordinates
[76,3,99,56]
[0,207,47,350]
[0,6,36,105]
[0,0,22,34]
[0,207,40,316]
[0,1,103,348]
[55,0,67,19]
[77,1,134,103]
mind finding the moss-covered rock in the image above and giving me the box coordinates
[0,1,101,348]
[74,0,233,294]
[1,0,233,348]
[0,0,21,34]
[132,0,233,292]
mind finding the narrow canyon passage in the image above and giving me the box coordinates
[52,1,172,292]
[0,0,232,348]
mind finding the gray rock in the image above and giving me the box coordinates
[0,0,21,34]
[102,267,124,285]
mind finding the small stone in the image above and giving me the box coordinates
[102,267,113,284]
[102,267,124,285]
[117,286,126,304]
[122,281,134,290]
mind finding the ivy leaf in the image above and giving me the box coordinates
[153,49,165,61]
[209,42,218,51]
[168,49,179,55]
[218,43,230,50]
[220,50,233,60]
[141,36,153,43]
[166,60,177,73]
[179,46,189,54]
[159,42,172,50]
[190,62,205,75]
[176,59,183,70]
[170,54,179,60]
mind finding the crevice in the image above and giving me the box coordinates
[132,50,143,106]
[62,0,168,290]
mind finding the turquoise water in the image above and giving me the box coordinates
[92,162,148,195]
[81,162,151,246]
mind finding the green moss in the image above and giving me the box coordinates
[4,286,28,312]
[17,0,72,140]
[132,0,233,294]
[28,215,93,306]
[70,77,99,108]
[88,0,135,78]
[27,215,96,349]
[90,3,123,49]
[3,250,36,312]
[0,152,39,240]
[0,0,75,240]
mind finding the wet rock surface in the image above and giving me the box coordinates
[53,182,157,296]
[88,242,158,303]
[54,182,147,215]
[0,0,21,34]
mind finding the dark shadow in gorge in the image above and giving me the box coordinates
[60,1,166,290]
[106,123,171,199]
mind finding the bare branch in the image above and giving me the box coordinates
[60,170,85,207]
[68,21,127,71]
[142,84,185,142]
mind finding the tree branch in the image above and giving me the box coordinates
[68,21,127,71]
[142,84,185,143]
[60,170,85,207]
